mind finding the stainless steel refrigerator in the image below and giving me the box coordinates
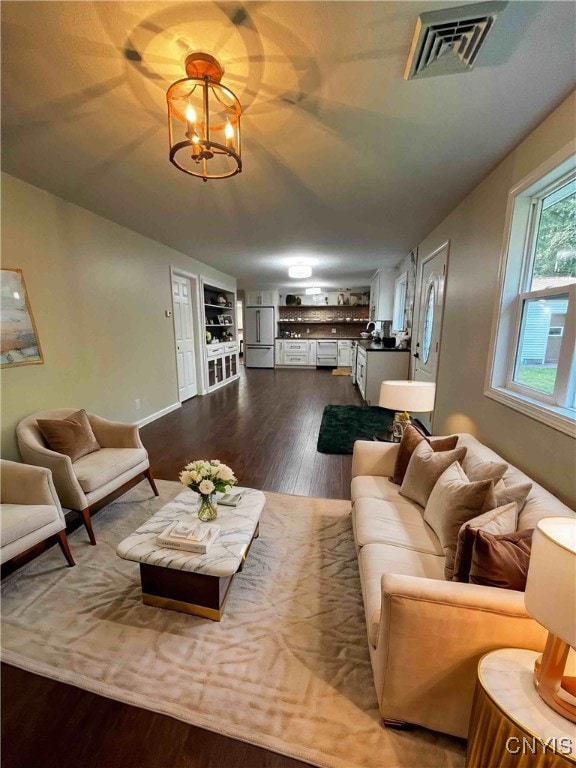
[244,306,275,368]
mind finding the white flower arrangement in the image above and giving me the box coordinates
[179,459,238,497]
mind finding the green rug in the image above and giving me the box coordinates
[317,405,394,454]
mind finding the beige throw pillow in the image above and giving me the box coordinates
[465,460,508,484]
[37,409,101,463]
[399,441,467,509]
[423,461,494,580]
[482,481,532,514]
[452,502,518,582]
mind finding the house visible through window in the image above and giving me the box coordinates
[487,147,576,435]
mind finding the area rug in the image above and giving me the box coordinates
[317,404,394,453]
[0,481,464,768]
[331,368,351,376]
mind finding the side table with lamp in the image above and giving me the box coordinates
[376,380,436,441]
[466,517,576,768]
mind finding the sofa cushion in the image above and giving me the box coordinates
[0,504,60,547]
[424,462,493,580]
[353,497,444,555]
[400,441,467,508]
[351,475,407,504]
[358,542,445,647]
[469,529,534,590]
[453,502,518,582]
[391,424,458,485]
[73,448,147,493]
[37,409,101,462]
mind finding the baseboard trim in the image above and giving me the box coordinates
[136,402,181,428]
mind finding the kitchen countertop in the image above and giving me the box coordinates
[275,337,409,351]
[357,341,409,352]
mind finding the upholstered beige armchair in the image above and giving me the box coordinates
[16,409,158,545]
[0,460,74,567]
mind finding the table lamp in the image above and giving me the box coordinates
[378,380,436,440]
[524,517,576,723]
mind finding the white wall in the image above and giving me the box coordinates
[1,173,235,460]
[417,91,575,506]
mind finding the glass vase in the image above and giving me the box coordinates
[198,493,218,522]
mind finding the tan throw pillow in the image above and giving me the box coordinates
[482,481,533,514]
[469,529,534,591]
[400,441,467,509]
[452,502,518,582]
[465,460,508,484]
[37,409,101,462]
[391,424,458,485]
[423,462,494,580]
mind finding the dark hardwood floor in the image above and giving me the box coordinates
[2,366,363,768]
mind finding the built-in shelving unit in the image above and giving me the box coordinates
[202,281,239,392]
[278,303,370,339]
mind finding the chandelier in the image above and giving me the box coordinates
[166,52,242,182]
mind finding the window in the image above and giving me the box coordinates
[487,145,576,435]
[392,272,407,332]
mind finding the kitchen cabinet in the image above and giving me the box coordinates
[275,340,317,367]
[246,290,278,306]
[355,347,410,405]
[337,340,352,367]
[206,342,239,389]
[370,270,395,322]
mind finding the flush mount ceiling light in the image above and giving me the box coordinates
[288,265,312,279]
[166,52,242,182]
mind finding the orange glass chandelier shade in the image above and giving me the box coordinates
[166,53,242,181]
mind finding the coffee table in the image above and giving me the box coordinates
[116,487,265,621]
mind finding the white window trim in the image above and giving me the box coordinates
[485,141,576,438]
[392,271,408,332]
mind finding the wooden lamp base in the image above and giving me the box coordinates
[533,632,576,723]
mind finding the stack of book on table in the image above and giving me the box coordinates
[157,520,220,554]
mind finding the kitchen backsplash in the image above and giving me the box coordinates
[278,319,392,339]
[279,306,368,322]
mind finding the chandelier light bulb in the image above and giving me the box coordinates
[185,104,197,124]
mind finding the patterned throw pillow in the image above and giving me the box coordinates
[391,424,458,485]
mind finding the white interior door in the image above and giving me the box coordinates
[413,243,448,428]
[172,274,197,401]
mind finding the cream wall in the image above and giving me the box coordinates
[418,91,575,507]
[1,173,235,460]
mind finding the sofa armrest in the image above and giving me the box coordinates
[17,441,86,511]
[88,415,143,449]
[374,574,547,738]
[0,461,61,511]
[351,440,399,479]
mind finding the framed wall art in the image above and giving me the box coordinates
[0,269,44,367]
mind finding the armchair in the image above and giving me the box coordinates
[16,409,158,545]
[0,460,74,567]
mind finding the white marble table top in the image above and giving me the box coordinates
[116,488,265,577]
[479,648,576,750]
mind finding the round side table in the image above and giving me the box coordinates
[466,649,576,768]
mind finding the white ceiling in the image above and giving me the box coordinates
[1,1,575,290]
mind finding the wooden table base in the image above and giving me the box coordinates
[139,523,259,621]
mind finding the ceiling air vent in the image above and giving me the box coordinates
[404,1,507,80]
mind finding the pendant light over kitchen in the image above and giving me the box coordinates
[166,52,242,181]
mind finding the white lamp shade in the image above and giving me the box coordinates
[525,517,576,646]
[378,380,436,412]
